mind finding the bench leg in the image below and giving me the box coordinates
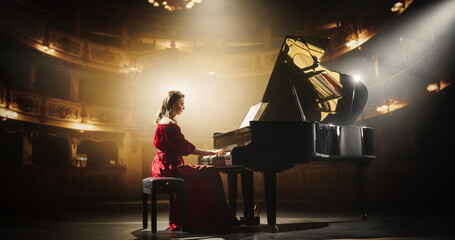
[180,188,187,232]
[142,193,148,229]
[169,193,175,225]
[151,188,157,233]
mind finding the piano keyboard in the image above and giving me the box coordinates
[199,152,232,166]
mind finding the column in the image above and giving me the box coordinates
[70,67,80,102]
[70,136,78,167]
[121,131,143,198]
[30,60,37,92]
[22,133,33,166]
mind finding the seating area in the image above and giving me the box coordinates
[142,177,187,233]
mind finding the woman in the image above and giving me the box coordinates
[152,90,236,233]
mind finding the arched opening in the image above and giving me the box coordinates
[32,134,69,167]
[77,139,118,168]
[0,129,23,167]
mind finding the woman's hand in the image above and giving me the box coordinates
[193,148,225,156]
[211,149,225,156]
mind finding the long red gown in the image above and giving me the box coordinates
[152,122,235,233]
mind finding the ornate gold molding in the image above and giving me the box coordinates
[1,83,153,132]
[0,6,277,77]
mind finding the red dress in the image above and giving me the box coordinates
[152,123,235,233]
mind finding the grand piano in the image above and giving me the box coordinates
[199,35,375,232]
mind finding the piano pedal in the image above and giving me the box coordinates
[233,218,246,227]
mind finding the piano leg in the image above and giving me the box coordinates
[227,171,238,217]
[264,172,278,232]
[240,170,260,225]
[356,162,368,220]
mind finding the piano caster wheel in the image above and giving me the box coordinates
[360,213,368,221]
[270,225,278,233]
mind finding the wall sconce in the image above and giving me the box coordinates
[376,104,389,114]
[391,1,404,12]
[346,39,359,48]
[426,83,439,93]
[427,80,452,93]
[376,99,408,114]
[166,39,178,51]
[147,0,202,12]
[129,66,139,77]
[129,58,140,77]
[42,45,55,53]
[391,0,413,13]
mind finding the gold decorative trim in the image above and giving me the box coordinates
[46,100,80,122]
[0,5,278,77]
[10,90,42,117]
[1,83,154,133]
[51,33,82,57]
[91,48,122,65]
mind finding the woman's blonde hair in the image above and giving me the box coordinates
[156,90,185,123]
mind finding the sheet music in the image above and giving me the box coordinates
[239,102,268,128]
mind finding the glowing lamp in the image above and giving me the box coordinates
[426,83,439,93]
[376,105,389,113]
[353,75,361,82]
[346,40,358,48]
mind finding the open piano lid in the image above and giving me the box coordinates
[260,35,368,125]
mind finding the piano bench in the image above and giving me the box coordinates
[142,177,187,233]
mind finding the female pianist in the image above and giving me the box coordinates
[152,90,237,233]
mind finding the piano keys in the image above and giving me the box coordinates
[198,152,232,166]
[199,35,375,232]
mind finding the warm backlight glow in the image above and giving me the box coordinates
[353,75,361,82]
[426,83,439,93]
[74,123,95,132]
[376,105,389,114]
[427,80,453,93]
[0,109,18,119]
[42,45,55,53]
[391,0,413,13]
[394,2,404,8]
[376,100,409,114]
[440,80,452,90]
[346,39,359,48]
[149,0,202,11]
[391,2,403,12]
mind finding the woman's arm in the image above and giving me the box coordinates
[193,148,225,156]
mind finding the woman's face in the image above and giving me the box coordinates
[172,97,185,115]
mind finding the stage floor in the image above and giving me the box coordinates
[1,201,454,240]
